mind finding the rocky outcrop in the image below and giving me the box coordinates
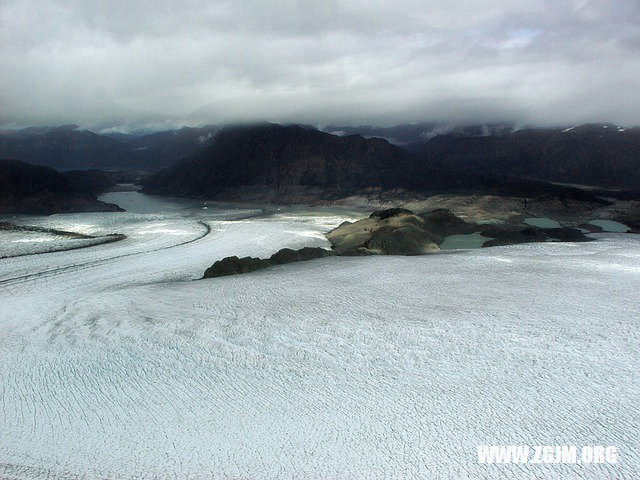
[203,246,333,278]
[203,255,269,278]
[270,247,335,264]
[204,208,598,278]
[327,208,592,254]
[327,209,443,255]
[327,208,482,255]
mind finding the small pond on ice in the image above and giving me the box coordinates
[524,217,561,228]
[440,232,494,250]
[588,219,630,233]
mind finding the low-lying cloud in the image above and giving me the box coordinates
[2,0,639,129]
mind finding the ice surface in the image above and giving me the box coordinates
[0,194,639,479]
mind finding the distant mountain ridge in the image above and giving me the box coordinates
[0,124,219,171]
[323,122,515,147]
[416,124,640,189]
[0,125,130,171]
[2,121,639,190]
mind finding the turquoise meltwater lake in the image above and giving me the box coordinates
[524,217,562,228]
[440,232,494,250]
[588,219,631,232]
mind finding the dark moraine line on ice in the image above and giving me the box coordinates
[0,222,95,239]
[0,233,126,260]
[0,220,211,287]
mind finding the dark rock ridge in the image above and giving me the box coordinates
[479,226,589,247]
[0,159,123,215]
[144,123,419,200]
[203,247,334,278]
[142,123,609,204]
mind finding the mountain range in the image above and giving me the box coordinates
[415,124,640,189]
[1,121,639,214]
[141,123,611,205]
[2,122,638,190]
[0,124,219,171]
[323,122,515,147]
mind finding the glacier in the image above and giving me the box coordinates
[0,193,638,479]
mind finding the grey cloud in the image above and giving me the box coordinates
[1,0,639,129]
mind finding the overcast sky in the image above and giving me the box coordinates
[1,0,639,130]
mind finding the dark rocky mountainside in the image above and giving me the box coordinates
[0,159,122,215]
[142,123,609,204]
[332,123,640,189]
[415,124,640,189]
[108,125,219,170]
[61,169,119,195]
[4,122,638,196]
[61,169,148,195]
[4,122,639,192]
[143,123,420,199]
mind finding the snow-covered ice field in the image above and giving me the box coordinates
[0,192,639,479]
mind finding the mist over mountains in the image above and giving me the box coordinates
[0,124,219,171]
[1,121,639,192]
